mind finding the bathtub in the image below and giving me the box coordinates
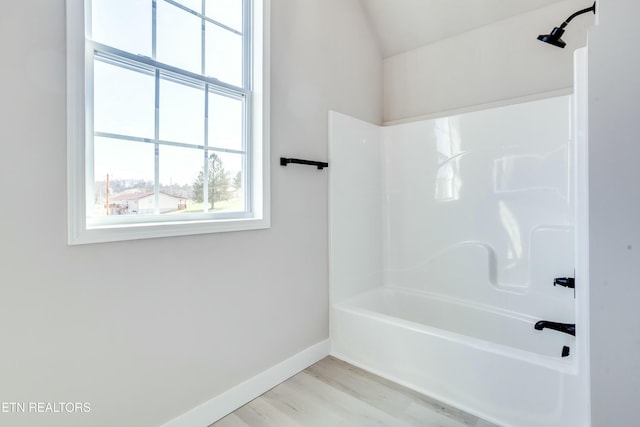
[330,287,586,427]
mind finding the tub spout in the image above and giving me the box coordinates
[534,320,575,336]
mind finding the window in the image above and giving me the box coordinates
[67,0,269,244]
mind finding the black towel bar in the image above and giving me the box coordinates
[280,157,328,170]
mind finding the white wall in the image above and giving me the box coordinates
[383,0,594,123]
[0,1,381,426]
[588,0,640,425]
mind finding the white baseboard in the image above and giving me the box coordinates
[161,339,330,427]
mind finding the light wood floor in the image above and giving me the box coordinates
[211,356,499,427]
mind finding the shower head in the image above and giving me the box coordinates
[537,27,566,48]
[537,2,595,48]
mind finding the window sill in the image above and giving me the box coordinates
[68,216,270,245]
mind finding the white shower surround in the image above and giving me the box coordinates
[329,93,588,426]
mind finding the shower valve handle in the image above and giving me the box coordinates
[554,277,575,289]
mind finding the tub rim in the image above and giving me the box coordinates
[333,285,578,374]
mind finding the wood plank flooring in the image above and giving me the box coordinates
[211,356,500,427]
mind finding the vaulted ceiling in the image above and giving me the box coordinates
[359,0,567,57]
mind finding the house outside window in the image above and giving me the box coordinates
[67,0,269,244]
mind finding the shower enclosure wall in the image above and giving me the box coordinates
[329,65,589,426]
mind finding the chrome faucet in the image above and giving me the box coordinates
[534,321,575,336]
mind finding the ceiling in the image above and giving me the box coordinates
[359,0,565,57]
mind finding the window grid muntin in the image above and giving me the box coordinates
[93,131,246,155]
[87,0,251,223]
[200,0,206,76]
[164,0,243,37]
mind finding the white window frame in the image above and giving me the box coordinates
[66,0,270,245]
